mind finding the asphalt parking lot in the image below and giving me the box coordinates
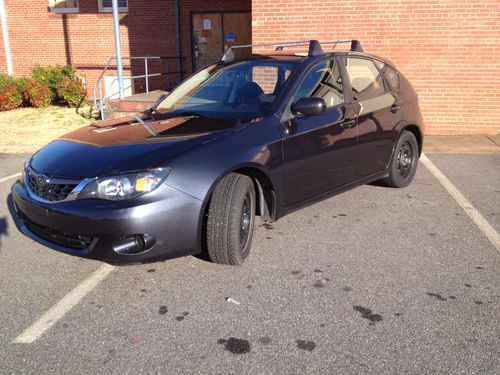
[0,150,499,374]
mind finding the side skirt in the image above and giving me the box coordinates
[282,169,389,217]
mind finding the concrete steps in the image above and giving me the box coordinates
[103,90,168,120]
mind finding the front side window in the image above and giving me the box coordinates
[157,60,296,119]
[99,0,128,12]
[344,58,385,101]
[293,59,344,108]
[50,0,79,13]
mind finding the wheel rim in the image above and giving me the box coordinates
[240,193,252,252]
[397,141,414,179]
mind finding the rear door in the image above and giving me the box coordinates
[281,58,358,207]
[342,57,403,178]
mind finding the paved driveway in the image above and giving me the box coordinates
[0,152,498,374]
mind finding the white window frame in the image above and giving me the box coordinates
[49,0,79,14]
[98,0,128,13]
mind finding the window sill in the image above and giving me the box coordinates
[98,8,128,13]
[50,8,80,14]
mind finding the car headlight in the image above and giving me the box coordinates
[78,168,170,201]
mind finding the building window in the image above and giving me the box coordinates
[49,0,79,14]
[98,0,128,13]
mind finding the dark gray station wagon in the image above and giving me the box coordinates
[12,40,424,265]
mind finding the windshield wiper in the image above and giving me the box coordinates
[130,114,158,137]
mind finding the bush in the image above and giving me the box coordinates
[0,83,23,111]
[57,77,86,107]
[32,65,76,100]
[23,79,53,108]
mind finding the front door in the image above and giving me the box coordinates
[282,58,358,207]
[192,12,251,71]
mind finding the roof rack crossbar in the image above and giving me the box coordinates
[221,39,363,61]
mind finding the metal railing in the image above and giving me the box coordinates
[92,56,183,119]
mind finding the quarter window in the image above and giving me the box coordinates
[344,58,385,100]
[98,0,128,12]
[294,59,344,108]
[49,0,79,13]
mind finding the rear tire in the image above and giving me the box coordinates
[381,130,419,188]
[206,173,255,265]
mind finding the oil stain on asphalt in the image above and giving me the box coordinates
[218,337,251,354]
[296,340,316,351]
[159,305,168,315]
[426,292,447,301]
[353,305,383,324]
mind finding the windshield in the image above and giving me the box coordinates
[157,60,297,119]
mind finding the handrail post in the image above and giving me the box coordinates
[111,0,125,99]
[145,58,149,93]
[98,80,104,119]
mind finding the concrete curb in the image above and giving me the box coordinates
[424,135,500,154]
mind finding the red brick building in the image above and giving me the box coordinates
[1,0,499,134]
[0,0,251,97]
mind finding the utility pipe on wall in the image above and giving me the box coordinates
[0,0,13,75]
[174,0,181,80]
[111,0,125,99]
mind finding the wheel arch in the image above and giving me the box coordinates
[402,124,423,155]
[196,163,277,255]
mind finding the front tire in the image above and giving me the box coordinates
[206,173,255,265]
[382,130,419,188]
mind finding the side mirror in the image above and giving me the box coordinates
[291,97,326,117]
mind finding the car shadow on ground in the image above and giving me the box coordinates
[6,193,21,231]
[0,216,7,252]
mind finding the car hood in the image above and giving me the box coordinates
[29,113,243,178]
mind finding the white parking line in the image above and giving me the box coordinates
[421,153,500,252]
[13,263,115,344]
[0,172,21,183]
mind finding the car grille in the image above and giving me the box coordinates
[27,169,79,202]
[24,218,93,250]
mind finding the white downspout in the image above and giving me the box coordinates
[0,0,13,75]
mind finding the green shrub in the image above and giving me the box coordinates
[32,65,76,100]
[0,83,23,111]
[0,74,14,90]
[23,79,53,108]
[57,77,86,107]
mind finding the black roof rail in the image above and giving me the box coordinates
[220,39,363,62]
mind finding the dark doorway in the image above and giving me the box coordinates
[191,11,251,71]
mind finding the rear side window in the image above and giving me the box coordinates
[344,58,385,101]
[293,59,344,108]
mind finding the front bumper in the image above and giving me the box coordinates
[11,178,203,264]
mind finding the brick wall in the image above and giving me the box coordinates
[252,0,500,135]
[0,0,250,96]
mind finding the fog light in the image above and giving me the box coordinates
[113,234,156,255]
